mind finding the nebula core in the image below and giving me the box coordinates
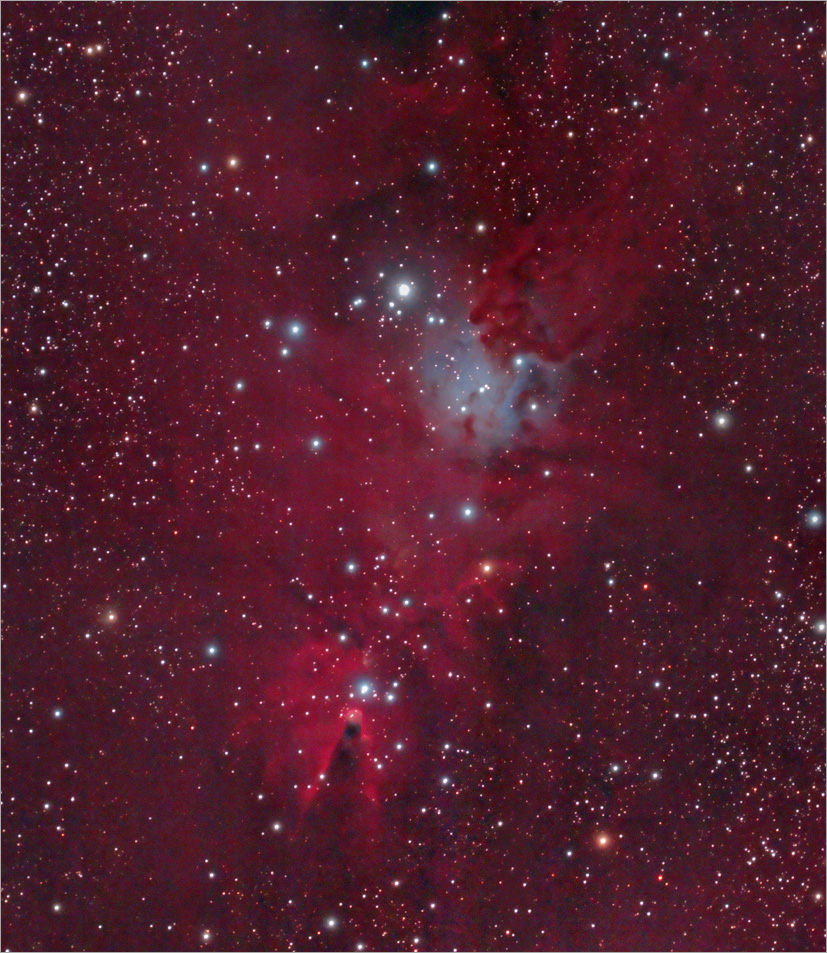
[2,3,825,952]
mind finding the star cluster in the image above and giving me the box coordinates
[2,3,824,951]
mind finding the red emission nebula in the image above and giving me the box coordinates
[2,3,825,952]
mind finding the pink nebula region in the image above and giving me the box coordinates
[2,3,824,952]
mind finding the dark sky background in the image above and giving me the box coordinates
[2,3,825,951]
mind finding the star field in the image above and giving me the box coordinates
[2,3,825,951]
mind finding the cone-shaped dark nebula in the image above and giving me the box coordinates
[2,3,824,952]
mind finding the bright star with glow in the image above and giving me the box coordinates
[805,508,824,529]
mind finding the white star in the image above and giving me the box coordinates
[805,509,823,528]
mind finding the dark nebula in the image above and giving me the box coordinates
[2,3,824,951]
